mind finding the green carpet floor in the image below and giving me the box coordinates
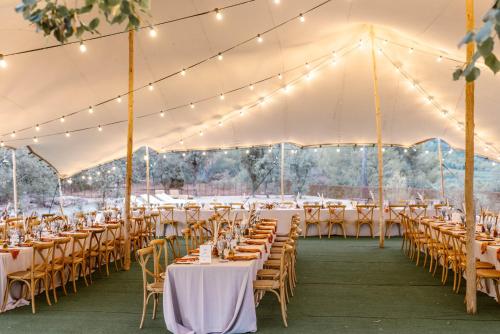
[1,238,499,333]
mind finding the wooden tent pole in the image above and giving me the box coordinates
[11,150,18,215]
[464,0,476,314]
[123,30,135,271]
[437,138,445,198]
[369,26,384,248]
[58,177,65,215]
[280,143,285,200]
[145,145,150,208]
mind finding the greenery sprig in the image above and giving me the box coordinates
[15,0,151,43]
[453,0,500,82]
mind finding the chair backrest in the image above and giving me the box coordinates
[70,232,89,259]
[303,205,321,222]
[32,241,54,277]
[230,202,244,209]
[388,205,406,221]
[409,204,427,220]
[137,246,155,288]
[150,212,160,227]
[185,206,201,225]
[150,239,168,278]
[356,205,375,221]
[214,205,231,222]
[327,204,345,221]
[159,206,175,224]
[88,227,105,252]
[104,223,120,246]
[52,237,71,266]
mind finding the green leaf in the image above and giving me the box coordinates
[458,31,475,47]
[478,36,494,56]
[465,66,480,82]
[484,53,500,73]
[88,17,100,30]
[452,68,463,81]
[475,20,493,43]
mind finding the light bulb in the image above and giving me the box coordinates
[190,103,195,109]
[314,148,318,152]
[217,52,223,61]
[88,106,94,114]
[116,96,122,103]
[377,48,382,55]
[180,139,184,145]
[160,111,165,117]
[163,155,166,159]
[182,153,186,157]
[65,131,70,137]
[11,131,15,138]
[383,39,388,45]
[441,109,449,117]
[278,73,282,80]
[425,150,429,154]
[181,69,186,76]
[305,62,310,69]
[33,137,38,143]
[0,55,6,68]
[404,148,408,153]
[149,26,157,38]
[0,141,4,147]
[336,148,340,153]
[148,83,154,91]
[199,131,203,136]
[98,125,103,132]
[60,116,65,123]
[246,149,250,154]
[409,48,414,54]
[215,8,223,20]
[274,0,280,4]
[299,13,305,22]
[382,148,386,152]
[239,109,244,116]
[79,42,87,53]
[256,34,263,43]
[249,84,254,90]
[202,151,206,155]
[218,121,223,127]
[35,124,40,132]
[219,93,225,100]
[224,151,228,155]
[437,55,443,62]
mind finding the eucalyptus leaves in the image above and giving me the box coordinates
[454,0,500,81]
[15,0,151,43]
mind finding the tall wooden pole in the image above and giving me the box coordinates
[464,0,476,314]
[123,30,135,271]
[280,143,285,200]
[11,150,18,215]
[58,177,65,215]
[369,26,384,248]
[437,138,445,198]
[145,145,150,207]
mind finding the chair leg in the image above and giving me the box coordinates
[356,222,359,239]
[140,291,149,329]
[44,277,52,306]
[328,223,332,239]
[51,272,58,303]
[318,223,321,239]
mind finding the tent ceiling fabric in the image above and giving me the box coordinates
[0,0,498,177]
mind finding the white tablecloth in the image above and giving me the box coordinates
[163,236,272,334]
[156,208,397,237]
[0,247,32,312]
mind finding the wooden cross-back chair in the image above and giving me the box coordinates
[65,232,89,293]
[185,205,201,227]
[158,205,178,236]
[326,204,346,238]
[230,202,244,209]
[86,226,105,283]
[409,204,428,220]
[385,205,407,238]
[214,205,231,227]
[137,246,164,329]
[100,223,120,276]
[6,217,25,233]
[303,205,322,239]
[48,236,71,303]
[355,204,376,239]
[2,241,54,314]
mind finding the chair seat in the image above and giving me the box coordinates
[8,270,45,280]
[64,256,84,265]
[264,260,281,268]
[254,279,280,290]
[476,261,496,270]
[47,263,65,271]
[147,281,164,293]
[476,268,500,279]
[257,269,280,279]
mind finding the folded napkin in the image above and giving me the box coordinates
[175,256,198,264]
[0,248,20,260]
[251,234,269,239]
[228,254,258,261]
[237,247,262,258]
[246,239,266,245]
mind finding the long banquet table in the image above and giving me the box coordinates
[154,207,398,237]
[163,231,274,334]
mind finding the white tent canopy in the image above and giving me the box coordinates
[0,0,498,177]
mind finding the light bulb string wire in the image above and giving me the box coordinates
[380,46,498,155]
[4,39,354,144]
[0,0,334,139]
[2,0,256,58]
[159,43,359,152]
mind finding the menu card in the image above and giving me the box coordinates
[199,245,212,264]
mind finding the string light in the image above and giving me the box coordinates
[116,96,122,103]
[224,150,228,154]
[190,103,195,109]
[440,109,449,117]
[202,151,206,155]
[245,149,250,154]
[180,139,184,145]
[98,125,102,132]
[249,84,254,90]
[218,120,223,127]
[437,55,443,62]
[217,53,223,61]
[148,83,154,91]
[149,26,157,38]
[278,73,283,80]
[88,106,94,114]
[79,42,87,53]
[239,109,245,116]
[35,124,40,132]
[336,147,340,153]
[256,34,263,43]
[182,152,186,157]
[215,8,223,20]
[0,55,6,68]
[199,131,203,136]
[33,137,38,143]
[299,13,305,22]
[65,131,70,137]
[408,48,414,54]
[0,141,4,147]
[305,62,310,69]
[160,111,165,117]
[10,131,15,138]
[274,0,280,4]
[219,93,225,100]
[60,116,65,123]
[404,148,408,153]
